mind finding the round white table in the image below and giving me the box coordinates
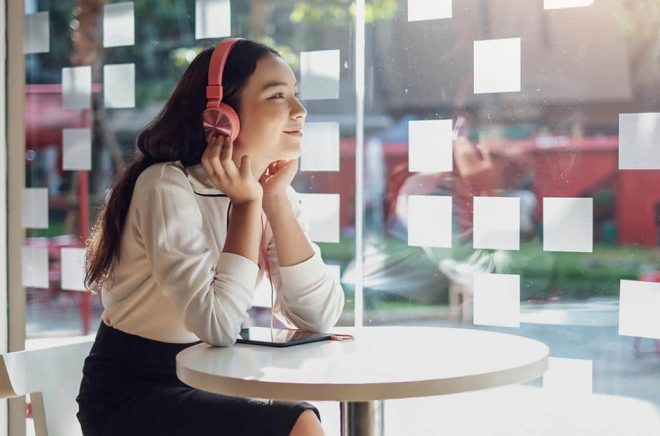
[176,326,549,436]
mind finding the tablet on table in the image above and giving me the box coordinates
[237,327,332,347]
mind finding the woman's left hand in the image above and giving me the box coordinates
[259,159,298,210]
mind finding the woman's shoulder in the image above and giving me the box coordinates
[134,161,192,198]
[136,161,188,187]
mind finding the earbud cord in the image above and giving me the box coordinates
[259,213,275,341]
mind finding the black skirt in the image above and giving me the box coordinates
[76,321,320,436]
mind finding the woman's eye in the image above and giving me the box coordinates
[269,91,300,100]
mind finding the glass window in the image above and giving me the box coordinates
[13,0,660,434]
[21,0,358,345]
[363,0,660,411]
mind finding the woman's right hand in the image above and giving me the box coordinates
[201,134,263,205]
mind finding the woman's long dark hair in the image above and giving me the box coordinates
[85,39,280,293]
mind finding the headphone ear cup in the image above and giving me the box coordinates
[202,105,241,144]
[219,102,241,142]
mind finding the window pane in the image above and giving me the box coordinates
[22,0,357,347]
[363,0,660,413]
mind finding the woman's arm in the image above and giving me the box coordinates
[137,165,261,347]
[263,187,345,332]
[263,194,314,267]
[223,199,262,265]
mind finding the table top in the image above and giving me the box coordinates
[176,326,549,402]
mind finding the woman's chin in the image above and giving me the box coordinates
[283,143,302,159]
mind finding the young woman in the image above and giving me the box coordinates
[76,38,345,436]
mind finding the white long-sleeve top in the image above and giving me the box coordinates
[101,160,345,346]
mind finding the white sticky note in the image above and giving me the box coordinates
[543,357,593,394]
[300,50,340,100]
[103,2,135,47]
[543,197,593,252]
[544,0,594,10]
[63,128,92,171]
[104,63,135,108]
[619,280,660,340]
[300,122,340,171]
[22,188,49,229]
[474,38,521,94]
[24,12,50,54]
[408,195,452,248]
[299,193,340,243]
[473,272,520,328]
[62,66,92,109]
[618,113,660,170]
[408,0,452,21]
[22,247,49,289]
[408,119,453,173]
[61,248,87,291]
[473,196,520,250]
[195,0,231,39]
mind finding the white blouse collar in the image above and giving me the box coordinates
[176,161,228,197]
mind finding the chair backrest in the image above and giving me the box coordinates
[0,340,93,436]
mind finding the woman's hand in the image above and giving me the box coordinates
[201,134,263,205]
[453,137,496,194]
[259,158,298,210]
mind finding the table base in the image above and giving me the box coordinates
[340,401,384,436]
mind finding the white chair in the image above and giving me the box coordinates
[0,340,93,436]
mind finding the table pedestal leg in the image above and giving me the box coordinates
[339,401,384,436]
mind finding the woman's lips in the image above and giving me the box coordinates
[284,130,303,137]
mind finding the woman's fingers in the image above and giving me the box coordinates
[476,143,492,164]
[239,154,252,179]
[206,134,228,186]
[206,135,244,187]
[219,135,240,180]
[201,136,218,183]
[202,135,258,196]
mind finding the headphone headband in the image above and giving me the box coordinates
[206,37,243,106]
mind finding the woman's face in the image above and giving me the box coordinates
[233,54,307,169]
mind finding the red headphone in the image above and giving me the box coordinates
[203,38,243,145]
[206,38,276,328]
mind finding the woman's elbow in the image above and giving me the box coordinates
[187,319,240,347]
[331,286,346,324]
[317,296,345,332]
[211,335,237,347]
[213,322,242,347]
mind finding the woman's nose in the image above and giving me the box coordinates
[291,99,307,119]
